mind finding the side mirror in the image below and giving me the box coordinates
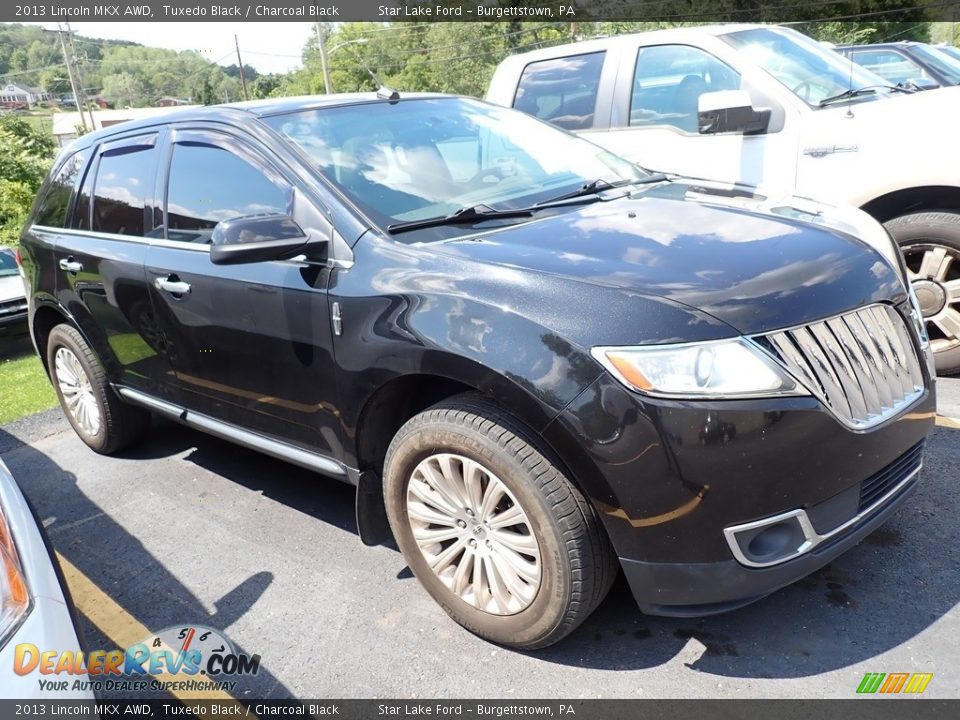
[698,90,771,135]
[210,214,316,266]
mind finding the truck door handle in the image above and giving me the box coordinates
[154,276,191,295]
[58,258,83,273]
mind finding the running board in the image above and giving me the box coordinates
[116,387,347,479]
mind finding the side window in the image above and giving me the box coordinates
[35,151,87,228]
[92,143,158,237]
[513,52,605,130]
[165,142,290,244]
[630,45,742,132]
[850,50,929,84]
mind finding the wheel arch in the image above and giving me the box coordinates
[351,361,609,548]
[860,185,960,224]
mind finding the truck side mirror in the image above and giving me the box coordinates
[698,90,771,135]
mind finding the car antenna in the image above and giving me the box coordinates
[845,53,855,118]
[377,86,401,101]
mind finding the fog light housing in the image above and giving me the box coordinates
[724,510,816,568]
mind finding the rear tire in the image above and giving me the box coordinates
[885,211,960,376]
[46,324,150,454]
[383,394,617,649]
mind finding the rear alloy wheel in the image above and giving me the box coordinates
[46,324,150,454]
[384,394,617,649]
[886,212,960,376]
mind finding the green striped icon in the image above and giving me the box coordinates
[857,672,933,694]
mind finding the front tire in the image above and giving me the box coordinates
[46,324,150,454]
[383,395,616,649]
[885,211,960,376]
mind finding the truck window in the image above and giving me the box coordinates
[513,52,605,130]
[630,45,741,133]
[849,50,929,85]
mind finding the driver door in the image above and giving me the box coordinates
[145,127,340,454]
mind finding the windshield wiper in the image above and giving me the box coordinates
[818,85,910,107]
[534,174,667,207]
[387,204,535,234]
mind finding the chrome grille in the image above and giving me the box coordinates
[758,304,924,429]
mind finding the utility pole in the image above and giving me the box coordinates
[47,24,86,132]
[234,34,249,101]
[315,23,333,94]
[65,23,96,131]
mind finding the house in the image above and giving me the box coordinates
[0,83,51,108]
[51,105,201,146]
[156,96,191,107]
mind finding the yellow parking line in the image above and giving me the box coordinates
[936,415,960,429]
[55,552,243,705]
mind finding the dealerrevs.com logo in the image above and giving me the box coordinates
[856,672,934,695]
[14,625,260,694]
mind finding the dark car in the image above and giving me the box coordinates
[17,93,936,648]
[0,247,28,335]
[837,41,960,89]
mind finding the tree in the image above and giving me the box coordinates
[0,116,55,243]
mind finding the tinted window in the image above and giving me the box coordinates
[92,144,157,237]
[0,249,17,276]
[35,151,87,228]
[850,50,929,84]
[513,52,605,130]
[165,143,290,244]
[631,45,741,132]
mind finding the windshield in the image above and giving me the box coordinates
[721,26,897,106]
[938,45,960,63]
[263,97,646,239]
[910,44,960,84]
[0,250,18,277]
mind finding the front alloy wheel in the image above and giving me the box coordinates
[384,395,617,649]
[406,453,542,615]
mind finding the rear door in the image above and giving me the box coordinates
[45,132,169,393]
[145,126,340,453]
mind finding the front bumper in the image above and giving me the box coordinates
[0,461,93,700]
[543,372,936,616]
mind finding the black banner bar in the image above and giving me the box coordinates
[2,1,957,23]
[0,700,957,720]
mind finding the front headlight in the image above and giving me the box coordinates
[591,338,809,398]
[0,499,30,648]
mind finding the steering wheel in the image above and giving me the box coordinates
[792,81,813,102]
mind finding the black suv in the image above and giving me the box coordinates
[19,93,936,648]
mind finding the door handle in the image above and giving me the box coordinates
[58,258,83,273]
[154,276,192,295]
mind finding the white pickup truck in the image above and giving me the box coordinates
[487,23,960,374]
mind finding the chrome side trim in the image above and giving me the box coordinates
[116,387,346,479]
[723,464,921,569]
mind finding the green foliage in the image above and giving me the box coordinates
[0,115,55,243]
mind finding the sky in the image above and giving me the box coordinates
[25,22,315,74]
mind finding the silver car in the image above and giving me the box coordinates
[0,247,28,335]
[0,457,93,699]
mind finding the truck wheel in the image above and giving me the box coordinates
[383,394,617,649]
[885,212,960,376]
[46,324,150,454]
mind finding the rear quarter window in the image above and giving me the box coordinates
[513,52,605,130]
[34,150,88,228]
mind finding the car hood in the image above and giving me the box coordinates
[430,182,907,336]
[0,274,25,304]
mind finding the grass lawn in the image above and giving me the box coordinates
[0,343,56,425]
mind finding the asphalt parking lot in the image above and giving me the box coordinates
[1,367,958,699]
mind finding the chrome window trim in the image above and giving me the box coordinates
[31,225,212,253]
[723,463,921,569]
